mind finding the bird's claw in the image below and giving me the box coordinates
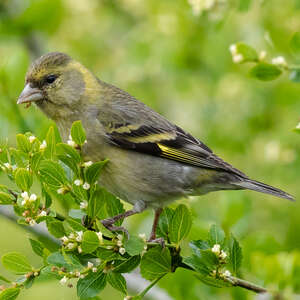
[101,218,129,238]
[147,237,165,248]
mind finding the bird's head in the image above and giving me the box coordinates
[17,52,99,120]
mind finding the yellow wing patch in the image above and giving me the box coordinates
[126,132,176,143]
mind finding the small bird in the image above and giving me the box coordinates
[17,52,293,241]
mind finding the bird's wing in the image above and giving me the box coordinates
[97,84,247,178]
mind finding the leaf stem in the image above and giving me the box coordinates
[138,274,166,298]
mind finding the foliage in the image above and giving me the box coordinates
[0,122,255,299]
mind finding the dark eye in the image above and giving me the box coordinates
[45,74,57,84]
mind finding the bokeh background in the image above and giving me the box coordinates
[0,0,300,299]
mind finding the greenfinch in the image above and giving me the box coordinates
[17,52,293,240]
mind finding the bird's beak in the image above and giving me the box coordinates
[17,84,43,105]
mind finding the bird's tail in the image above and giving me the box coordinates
[234,179,294,201]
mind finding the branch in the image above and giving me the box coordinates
[0,206,173,300]
[227,276,267,293]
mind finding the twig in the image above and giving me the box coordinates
[227,276,267,294]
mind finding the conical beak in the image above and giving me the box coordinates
[17,84,43,104]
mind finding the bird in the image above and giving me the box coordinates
[17,52,294,241]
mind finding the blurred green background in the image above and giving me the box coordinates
[0,0,300,299]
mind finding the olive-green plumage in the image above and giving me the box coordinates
[17,52,293,236]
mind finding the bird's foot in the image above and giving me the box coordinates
[101,218,129,238]
[147,237,165,248]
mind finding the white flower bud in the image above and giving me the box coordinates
[78,246,82,253]
[296,122,300,129]
[233,54,244,63]
[40,140,47,150]
[87,262,93,269]
[29,194,37,202]
[106,246,113,250]
[229,44,237,55]
[21,191,29,200]
[92,267,97,273]
[29,219,36,226]
[75,271,81,278]
[74,179,82,186]
[61,236,69,243]
[220,250,227,259]
[39,211,47,217]
[259,50,267,61]
[223,270,231,277]
[272,56,287,67]
[76,231,83,242]
[117,240,123,247]
[211,244,221,254]
[119,247,126,255]
[28,136,36,143]
[68,233,75,239]
[96,232,103,243]
[67,140,76,148]
[60,276,68,285]
[139,233,146,240]
[82,182,90,190]
[3,163,11,170]
[83,161,93,167]
[66,243,76,250]
[57,187,65,194]
[80,201,88,209]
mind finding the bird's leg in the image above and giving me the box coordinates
[148,208,165,247]
[101,201,146,236]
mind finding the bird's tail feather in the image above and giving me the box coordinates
[234,179,294,201]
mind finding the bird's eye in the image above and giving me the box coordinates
[45,74,57,84]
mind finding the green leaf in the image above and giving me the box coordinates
[249,63,282,81]
[47,252,82,272]
[81,231,100,253]
[96,248,123,261]
[46,218,66,238]
[30,152,42,172]
[124,235,145,256]
[97,189,125,226]
[77,270,106,300]
[71,121,86,146]
[14,168,33,191]
[195,274,232,288]
[56,143,81,176]
[9,149,25,168]
[85,161,107,185]
[56,143,81,163]
[1,252,32,274]
[140,247,171,281]
[183,255,211,275]
[235,42,258,62]
[44,126,56,159]
[0,275,11,283]
[113,255,141,273]
[229,235,243,275]
[39,160,67,188]
[16,134,31,153]
[65,218,86,232]
[200,250,219,268]
[290,69,300,83]
[0,288,20,300]
[107,272,127,295]
[29,239,44,257]
[69,209,86,219]
[0,192,13,205]
[290,32,300,55]
[169,204,192,244]
[208,224,225,247]
[88,189,105,219]
[36,266,62,282]
[190,240,210,256]
[158,207,174,238]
